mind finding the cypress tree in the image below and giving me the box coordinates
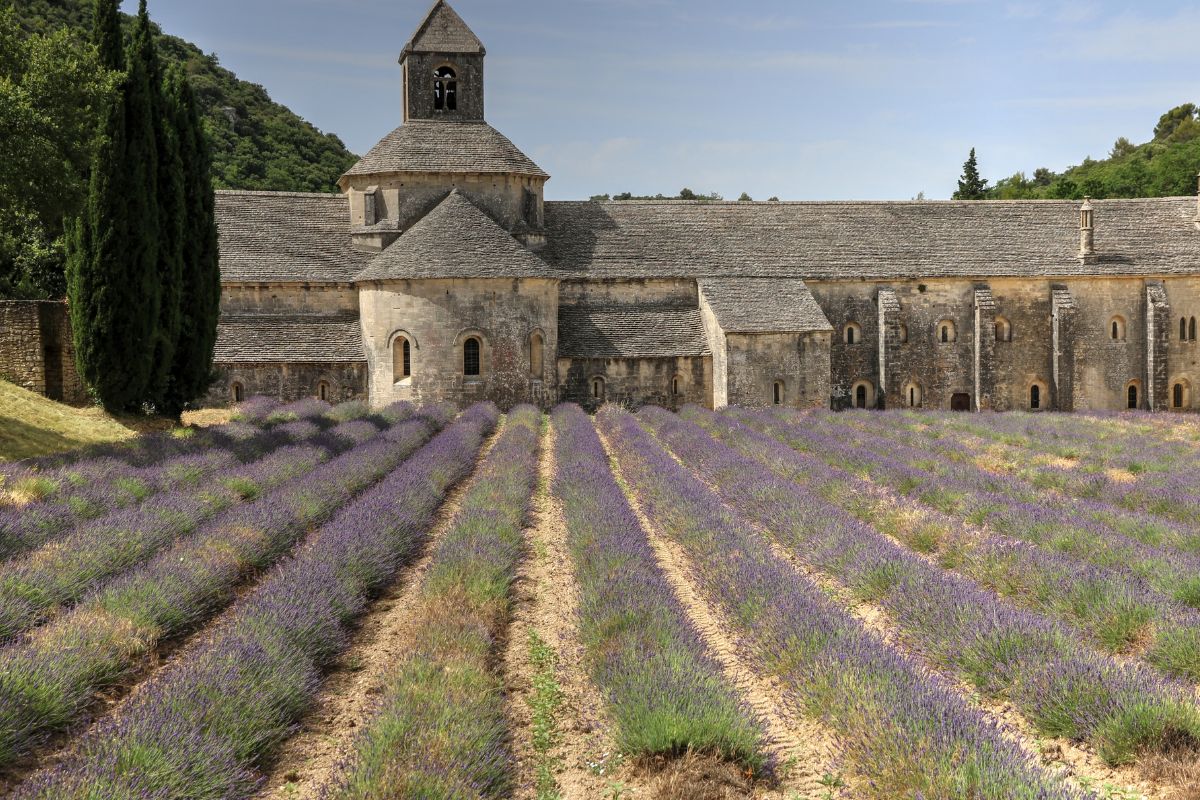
[133,2,184,408]
[67,92,143,408]
[91,0,122,73]
[954,148,989,200]
[118,0,161,409]
[162,64,220,417]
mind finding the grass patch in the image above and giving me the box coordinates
[0,380,135,462]
[529,630,564,800]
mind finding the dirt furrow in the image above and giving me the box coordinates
[251,418,507,799]
[502,423,644,799]
[598,429,841,800]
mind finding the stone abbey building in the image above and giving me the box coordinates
[208,0,1200,414]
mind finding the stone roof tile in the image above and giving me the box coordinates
[401,1,484,57]
[214,314,366,363]
[355,190,552,281]
[541,198,1200,280]
[343,121,547,180]
[558,304,710,359]
[216,191,367,284]
[698,278,832,333]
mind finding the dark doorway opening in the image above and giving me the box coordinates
[951,393,971,412]
[855,385,867,409]
[1128,386,1138,410]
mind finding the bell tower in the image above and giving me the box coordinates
[401,0,486,123]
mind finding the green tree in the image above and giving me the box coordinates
[0,7,115,298]
[131,0,182,406]
[738,192,752,201]
[161,64,220,417]
[90,0,121,70]
[953,148,988,200]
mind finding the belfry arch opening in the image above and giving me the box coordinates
[434,66,458,111]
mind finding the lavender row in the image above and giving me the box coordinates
[0,398,348,548]
[0,416,395,642]
[597,405,1091,799]
[321,405,542,799]
[763,408,1200,611]
[11,404,499,798]
[693,406,1200,684]
[551,404,764,769]
[0,410,452,770]
[645,406,1200,773]
[833,409,1200,530]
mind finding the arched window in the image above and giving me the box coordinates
[529,332,544,378]
[318,381,331,402]
[434,66,457,111]
[463,337,481,377]
[673,376,682,396]
[1110,316,1126,342]
[852,381,874,410]
[903,381,922,408]
[591,376,606,402]
[844,322,861,345]
[773,381,784,406]
[1191,317,1197,341]
[938,320,957,343]
[1128,383,1139,410]
[1181,318,1188,341]
[393,336,411,383]
[231,382,244,403]
[1030,384,1041,410]
[995,317,1012,343]
[898,323,908,344]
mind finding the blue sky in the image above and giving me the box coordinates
[127,0,1198,201]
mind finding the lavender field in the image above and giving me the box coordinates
[0,400,1197,799]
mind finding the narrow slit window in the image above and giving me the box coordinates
[530,332,544,377]
[773,381,784,406]
[464,337,481,377]
[1175,383,1185,408]
[592,376,605,401]
[673,376,682,396]
[232,382,244,403]
[393,336,411,382]
[1191,317,1197,341]
[318,381,330,402]
[1181,318,1188,341]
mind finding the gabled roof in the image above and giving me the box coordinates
[214,314,366,363]
[215,191,368,284]
[342,121,548,181]
[401,0,484,58]
[540,198,1200,280]
[699,278,832,333]
[558,304,710,359]
[355,190,551,282]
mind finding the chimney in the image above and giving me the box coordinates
[1079,197,1095,259]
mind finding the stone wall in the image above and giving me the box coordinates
[0,301,85,403]
[724,331,830,409]
[206,362,368,407]
[359,277,558,410]
[220,284,359,314]
[558,355,711,412]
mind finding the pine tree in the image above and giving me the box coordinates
[162,64,220,417]
[954,148,989,200]
[91,0,122,73]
